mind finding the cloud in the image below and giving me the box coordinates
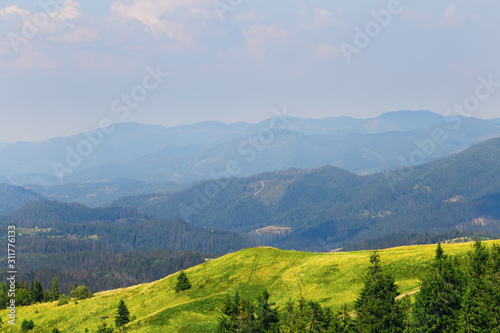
[242,24,288,58]
[0,5,30,17]
[298,8,343,30]
[51,0,81,21]
[444,5,456,18]
[109,0,212,48]
[50,27,99,44]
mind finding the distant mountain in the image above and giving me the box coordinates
[286,110,448,135]
[2,111,500,186]
[26,179,188,207]
[110,138,500,251]
[72,117,500,184]
[0,183,43,215]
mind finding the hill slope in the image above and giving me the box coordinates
[0,183,42,215]
[2,241,493,332]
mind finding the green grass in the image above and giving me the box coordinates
[1,241,492,332]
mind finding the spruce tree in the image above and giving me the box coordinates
[115,299,131,327]
[51,277,61,301]
[174,270,192,292]
[255,290,280,332]
[354,251,406,332]
[460,240,496,332]
[411,243,464,332]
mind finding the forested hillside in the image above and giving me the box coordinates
[0,201,254,292]
[111,138,500,251]
[0,183,42,215]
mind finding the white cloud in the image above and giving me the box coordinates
[0,5,30,17]
[51,0,81,21]
[109,0,212,48]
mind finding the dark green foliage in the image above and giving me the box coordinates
[21,319,35,332]
[115,299,131,327]
[51,277,61,301]
[174,270,192,292]
[30,278,44,304]
[217,291,279,332]
[15,282,31,306]
[354,252,407,332]
[255,290,280,332]
[459,240,500,332]
[411,243,464,332]
[70,285,93,300]
[52,329,60,333]
[97,322,114,333]
[218,291,355,332]
[57,294,69,306]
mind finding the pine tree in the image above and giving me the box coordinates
[354,251,406,332]
[51,277,61,301]
[21,319,35,332]
[460,240,496,332]
[30,279,44,304]
[115,299,131,327]
[255,290,280,332]
[411,243,464,332]
[174,270,192,292]
[16,282,31,306]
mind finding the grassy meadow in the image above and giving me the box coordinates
[1,241,493,332]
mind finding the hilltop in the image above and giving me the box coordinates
[1,241,493,332]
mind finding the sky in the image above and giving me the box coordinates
[0,0,499,143]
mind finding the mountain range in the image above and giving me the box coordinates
[1,110,499,187]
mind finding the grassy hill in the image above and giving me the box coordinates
[2,241,494,332]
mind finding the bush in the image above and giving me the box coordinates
[57,294,69,306]
[21,319,35,332]
[52,329,60,333]
[70,286,93,300]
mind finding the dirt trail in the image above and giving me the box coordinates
[253,180,265,196]
[396,289,420,300]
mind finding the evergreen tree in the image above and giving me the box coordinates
[174,270,192,292]
[21,319,35,332]
[51,277,61,301]
[30,279,44,303]
[411,243,464,332]
[460,240,497,332]
[115,299,131,327]
[354,251,406,332]
[330,303,355,333]
[255,290,280,332]
[16,282,31,306]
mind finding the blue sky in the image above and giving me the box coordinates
[0,0,499,142]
